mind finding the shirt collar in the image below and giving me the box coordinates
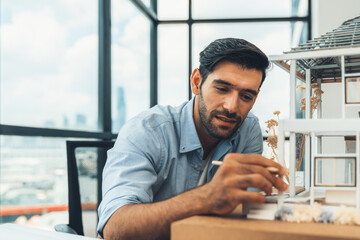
[179,97,202,153]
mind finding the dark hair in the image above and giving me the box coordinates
[199,38,270,89]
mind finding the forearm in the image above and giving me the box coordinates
[103,187,209,240]
[102,154,288,240]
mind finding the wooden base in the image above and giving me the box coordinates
[171,215,360,240]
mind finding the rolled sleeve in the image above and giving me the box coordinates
[97,117,163,234]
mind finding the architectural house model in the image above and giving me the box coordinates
[269,16,360,209]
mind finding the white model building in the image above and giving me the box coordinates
[269,16,360,208]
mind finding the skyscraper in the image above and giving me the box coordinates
[114,86,126,132]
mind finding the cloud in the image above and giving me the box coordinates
[157,0,188,20]
[112,0,138,26]
[1,4,98,128]
[111,12,151,120]
[118,15,150,55]
[192,0,291,19]
[157,24,189,105]
[1,7,67,66]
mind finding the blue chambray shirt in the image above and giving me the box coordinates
[97,97,263,234]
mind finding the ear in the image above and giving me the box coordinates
[190,68,202,95]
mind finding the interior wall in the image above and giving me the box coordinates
[312,0,360,38]
[320,83,345,154]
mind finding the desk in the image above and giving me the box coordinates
[0,223,97,240]
[171,215,360,240]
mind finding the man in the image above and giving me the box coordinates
[97,38,288,239]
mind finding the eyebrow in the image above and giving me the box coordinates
[212,79,258,96]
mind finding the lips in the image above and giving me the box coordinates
[215,115,238,126]
[216,116,236,123]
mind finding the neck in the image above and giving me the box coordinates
[202,140,218,160]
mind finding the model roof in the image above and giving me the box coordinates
[270,16,360,83]
[289,16,360,53]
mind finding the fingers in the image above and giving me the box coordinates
[220,154,288,192]
[224,153,287,176]
[235,191,266,204]
[229,174,273,195]
[235,164,277,186]
[237,164,288,191]
[274,175,288,191]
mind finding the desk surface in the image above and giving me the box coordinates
[0,224,97,240]
[171,215,360,240]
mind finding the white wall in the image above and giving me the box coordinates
[320,83,345,155]
[312,0,360,38]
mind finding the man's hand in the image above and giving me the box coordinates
[102,153,288,240]
[200,153,288,215]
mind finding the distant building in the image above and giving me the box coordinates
[63,116,69,128]
[76,114,87,128]
[43,120,55,128]
[113,87,126,132]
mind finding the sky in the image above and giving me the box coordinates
[0,0,308,133]
[1,0,99,129]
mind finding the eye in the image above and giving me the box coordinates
[240,93,254,102]
[215,87,228,93]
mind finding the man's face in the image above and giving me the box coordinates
[194,61,262,140]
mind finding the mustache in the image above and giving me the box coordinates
[211,109,242,123]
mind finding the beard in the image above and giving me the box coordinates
[198,91,242,139]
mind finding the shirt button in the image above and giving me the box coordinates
[194,164,199,169]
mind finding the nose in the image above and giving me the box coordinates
[223,93,239,114]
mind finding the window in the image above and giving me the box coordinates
[111,0,151,132]
[0,0,109,234]
[315,157,355,186]
[192,0,309,19]
[158,24,189,106]
[346,77,360,103]
[0,136,67,224]
[157,0,188,20]
[0,0,98,130]
[0,0,311,234]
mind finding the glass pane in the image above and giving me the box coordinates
[0,136,67,228]
[112,0,150,133]
[315,158,335,186]
[75,147,103,237]
[192,0,308,19]
[0,0,98,130]
[158,24,189,106]
[142,0,151,9]
[158,0,189,20]
[335,158,355,186]
[192,22,307,132]
[315,157,356,186]
[346,77,360,103]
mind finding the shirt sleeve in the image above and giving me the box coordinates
[97,117,164,235]
[242,115,263,154]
